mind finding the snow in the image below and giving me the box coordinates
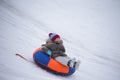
[0,0,120,80]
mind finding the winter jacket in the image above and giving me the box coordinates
[41,38,67,58]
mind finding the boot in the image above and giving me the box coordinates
[73,60,80,70]
[67,60,75,67]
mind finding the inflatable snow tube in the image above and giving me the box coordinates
[33,48,75,76]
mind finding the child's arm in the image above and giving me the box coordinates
[41,46,52,56]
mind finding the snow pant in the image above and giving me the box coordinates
[55,56,72,66]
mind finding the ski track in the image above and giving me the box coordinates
[0,0,120,80]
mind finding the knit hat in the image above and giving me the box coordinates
[49,33,60,41]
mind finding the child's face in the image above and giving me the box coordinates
[54,38,61,43]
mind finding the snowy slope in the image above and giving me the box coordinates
[0,0,120,80]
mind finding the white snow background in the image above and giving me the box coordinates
[0,0,120,80]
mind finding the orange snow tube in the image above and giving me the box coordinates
[33,48,75,76]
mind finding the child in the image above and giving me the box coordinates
[41,33,80,70]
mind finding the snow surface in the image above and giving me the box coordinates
[0,0,120,80]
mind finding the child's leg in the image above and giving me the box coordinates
[55,56,71,66]
[55,56,80,70]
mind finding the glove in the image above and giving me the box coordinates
[46,50,52,56]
